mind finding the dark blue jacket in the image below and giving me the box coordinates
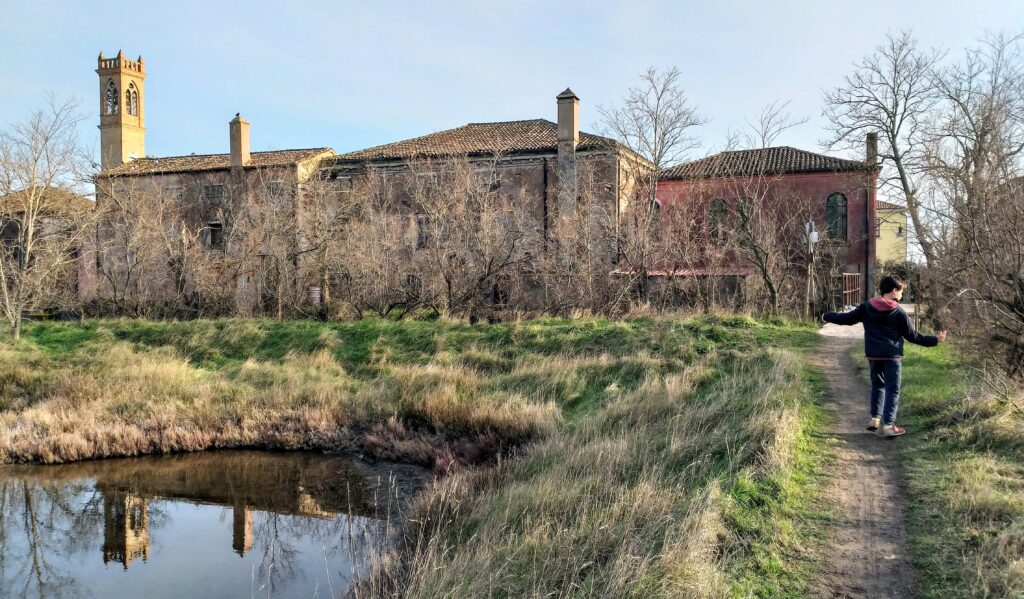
[824,296,938,359]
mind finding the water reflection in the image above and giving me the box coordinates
[0,451,419,598]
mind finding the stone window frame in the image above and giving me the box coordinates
[266,180,286,199]
[203,184,226,202]
[105,80,119,116]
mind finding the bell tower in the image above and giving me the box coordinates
[97,50,146,170]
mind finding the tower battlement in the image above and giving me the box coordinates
[97,50,145,74]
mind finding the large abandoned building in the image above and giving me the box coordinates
[87,50,882,314]
[88,51,648,313]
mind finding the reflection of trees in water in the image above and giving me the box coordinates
[0,479,174,599]
[0,479,98,599]
[0,453,418,597]
[244,508,387,594]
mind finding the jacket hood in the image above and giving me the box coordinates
[868,296,900,312]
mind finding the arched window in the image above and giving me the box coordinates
[126,83,139,116]
[649,200,662,240]
[105,80,119,115]
[737,197,755,231]
[826,193,848,240]
[709,198,726,243]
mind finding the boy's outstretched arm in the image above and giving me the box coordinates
[897,310,940,346]
[823,304,865,326]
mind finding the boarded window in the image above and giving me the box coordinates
[204,184,226,202]
[826,193,848,240]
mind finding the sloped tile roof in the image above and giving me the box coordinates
[877,200,905,211]
[659,146,871,180]
[332,119,617,162]
[99,148,334,177]
[1,187,94,214]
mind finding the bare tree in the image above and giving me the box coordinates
[599,67,705,299]
[926,33,1024,376]
[0,97,92,338]
[824,30,943,264]
[744,100,808,149]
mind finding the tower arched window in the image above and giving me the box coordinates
[126,83,139,116]
[709,198,726,243]
[826,193,848,240]
[105,80,119,115]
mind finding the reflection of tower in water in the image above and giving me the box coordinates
[102,491,150,569]
[232,502,254,556]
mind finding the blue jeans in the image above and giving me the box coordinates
[869,359,902,425]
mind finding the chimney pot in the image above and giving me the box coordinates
[230,114,251,168]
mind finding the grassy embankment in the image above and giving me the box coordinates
[1,316,831,597]
[864,344,1024,598]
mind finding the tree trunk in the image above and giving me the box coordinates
[12,315,21,340]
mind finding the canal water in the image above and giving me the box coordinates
[0,451,425,598]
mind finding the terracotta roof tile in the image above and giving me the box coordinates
[332,119,617,162]
[877,200,905,211]
[1,187,94,214]
[659,146,870,180]
[99,148,334,177]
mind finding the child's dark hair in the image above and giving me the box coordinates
[879,275,906,295]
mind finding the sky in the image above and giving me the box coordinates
[2,0,1022,167]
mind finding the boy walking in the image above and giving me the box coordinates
[823,275,947,437]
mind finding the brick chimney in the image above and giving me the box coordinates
[556,88,580,217]
[866,132,878,168]
[230,113,251,168]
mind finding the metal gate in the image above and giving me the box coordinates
[842,273,862,307]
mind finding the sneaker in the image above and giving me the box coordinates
[866,417,881,432]
[882,424,906,437]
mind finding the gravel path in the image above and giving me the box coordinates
[812,323,915,599]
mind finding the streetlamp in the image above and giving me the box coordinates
[805,220,819,319]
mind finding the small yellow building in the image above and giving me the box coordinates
[876,200,908,263]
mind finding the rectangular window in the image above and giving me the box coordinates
[476,168,501,191]
[416,172,438,185]
[415,214,431,249]
[164,186,185,201]
[207,221,225,250]
[204,184,226,202]
[267,181,285,199]
[331,176,352,198]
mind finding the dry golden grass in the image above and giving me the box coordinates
[2,316,827,597]
[895,343,1024,599]
[363,351,822,598]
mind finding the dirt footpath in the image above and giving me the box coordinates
[812,323,914,599]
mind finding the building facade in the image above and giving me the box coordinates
[655,138,880,305]
[876,200,908,263]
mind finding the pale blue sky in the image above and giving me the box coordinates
[2,1,1021,165]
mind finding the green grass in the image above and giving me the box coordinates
[858,343,1024,598]
[3,315,831,597]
